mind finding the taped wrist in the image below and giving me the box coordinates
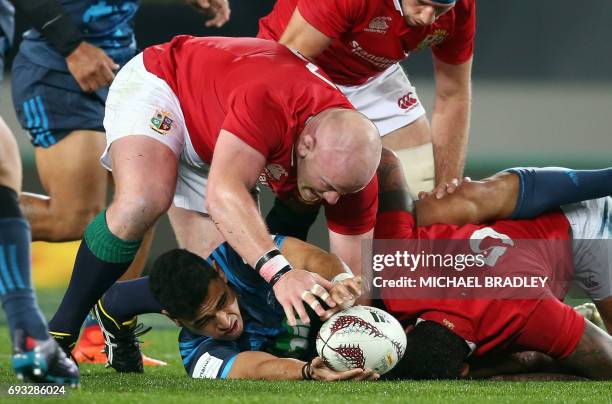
[13,0,83,57]
[256,249,292,286]
[84,210,142,263]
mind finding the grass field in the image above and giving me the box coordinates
[1,290,611,403]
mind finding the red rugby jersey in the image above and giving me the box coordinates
[375,210,584,359]
[143,36,377,234]
[258,0,475,85]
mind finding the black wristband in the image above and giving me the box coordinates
[268,265,292,288]
[42,14,83,57]
[255,249,281,272]
[301,360,313,380]
[12,0,84,57]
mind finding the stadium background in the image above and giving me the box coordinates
[0,0,610,290]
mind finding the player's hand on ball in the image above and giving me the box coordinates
[309,357,379,381]
[273,270,335,326]
[329,276,362,311]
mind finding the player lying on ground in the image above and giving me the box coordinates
[95,240,377,380]
[93,148,612,377]
[374,149,612,380]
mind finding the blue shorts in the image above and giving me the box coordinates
[11,52,108,148]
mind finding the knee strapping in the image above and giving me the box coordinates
[395,143,435,198]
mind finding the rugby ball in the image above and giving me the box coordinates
[316,305,406,375]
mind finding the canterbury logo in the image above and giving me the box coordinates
[397,92,418,110]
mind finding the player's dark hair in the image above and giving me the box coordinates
[149,249,219,320]
[384,321,470,380]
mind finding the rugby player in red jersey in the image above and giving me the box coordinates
[259,0,473,199]
[47,36,383,372]
[374,149,612,380]
[258,0,475,240]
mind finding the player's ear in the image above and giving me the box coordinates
[161,309,183,327]
[297,133,315,157]
[459,363,470,378]
[216,269,228,283]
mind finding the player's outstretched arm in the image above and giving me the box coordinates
[415,171,518,226]
[207,130,335,327]
[560,320,612,380]
[226,352,378,381]
[376,147,518,226]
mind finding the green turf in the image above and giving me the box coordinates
[1,290,611,403]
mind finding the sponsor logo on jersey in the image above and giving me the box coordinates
[350,41,400,70]
[415,29,449,51]
[397,92,419,110]
[364,16,392,34]
[259,163,289,187]
[192,353,224,379]
[150,110,173,135]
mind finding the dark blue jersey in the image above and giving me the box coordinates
[179,236,318,379]
[19,0,138,71]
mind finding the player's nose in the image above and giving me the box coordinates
[322,191,340,205]
[216,312,231,329]
[419,6,436,25]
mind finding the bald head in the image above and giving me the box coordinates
[295,108,381,204]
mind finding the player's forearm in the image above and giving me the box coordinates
[226,352,304,380]
[10,0,83,57]
[328,230,372,278]
[206,181,276,268]
[431,94,470,184]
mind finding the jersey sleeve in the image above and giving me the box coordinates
[297,0,368,39]
[516,298,585,359]
[222,84,289,160]
[180,335,241,379]
[432,0,476,65]
[324,175,378,235]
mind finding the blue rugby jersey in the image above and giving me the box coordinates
[179,236,317,379]
[19,0,138,71]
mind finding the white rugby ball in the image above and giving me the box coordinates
[316,305,407,375]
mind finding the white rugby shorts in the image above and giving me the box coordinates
[563,197,612,300]
[337,63,426,136]
[101,53,211,213]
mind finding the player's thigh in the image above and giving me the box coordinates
[168,204,225,258]
[34,130,108,211]
[381,115,431,150]
[338,63,430,145]
[0,116,22,192]
[107,136,178,224]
